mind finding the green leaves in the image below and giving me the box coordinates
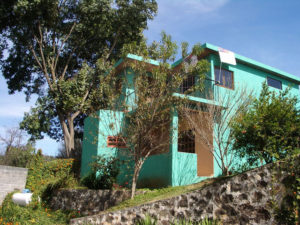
[20,96,58,140]
[1,0,157,148]
[116,33,210,161]
[81,155,120,189]
[231,82,300,165]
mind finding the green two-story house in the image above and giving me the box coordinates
[80,43,300,188]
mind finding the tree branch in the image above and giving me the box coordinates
[105,30,120,60]
[36,23,54,90]
[54,22,76,71]
[71,89,90,121]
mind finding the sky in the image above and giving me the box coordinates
[1,0,300,156]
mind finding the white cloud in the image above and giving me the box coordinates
[145,0,231,43]
[164,0,230,14]
[0,105,31,118]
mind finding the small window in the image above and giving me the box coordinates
[214,67,234,89]
[180,75,195,93]
[107,136,127,148]
[267,77,282,90]
[178,130,195,153]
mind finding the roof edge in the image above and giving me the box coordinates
[202,43,300,84]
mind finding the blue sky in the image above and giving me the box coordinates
[1,0,300,156]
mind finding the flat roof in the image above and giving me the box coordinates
[202,43,300,84]
[115,46,300,85]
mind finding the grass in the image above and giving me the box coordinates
[0,152,227,225]
[0,193,76,225]
[0,156,82,225]
[0,178,220,225]
[104,177,219,213]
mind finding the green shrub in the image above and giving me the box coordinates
[0,152,81,224]
[0,193,70,225]
[0,144,35,168]
[26,153,78,196]
[231,83,300,166]
[81,156,120,189]
[272,152,300,224]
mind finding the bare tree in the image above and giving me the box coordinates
[94,34,210,198]
[180,87,252,175]
[0,127,26,154]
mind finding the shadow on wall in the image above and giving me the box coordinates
[175,152,200,186]
[137,177,169,189]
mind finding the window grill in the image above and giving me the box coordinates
[178,130,195,153]
[180,75,195,93]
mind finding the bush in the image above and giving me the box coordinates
[272,152,300,224]
[0,144,35,168]
[231,83,300,166]
[0,193,70,225]
[81,156,120,189]
[26,153,78,197]
[0,153,80,224]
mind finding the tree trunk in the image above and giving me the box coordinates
[131,163,142,199]
[58,113,75,158]
[64,131,75,158]
[223,166,229,176]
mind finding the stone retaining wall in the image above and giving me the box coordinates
[70,163,287,225]
[0,165,28,205]
[51,189,142,216]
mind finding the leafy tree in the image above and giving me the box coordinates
[100,32,210,198]
[0,0,157,157]
[231,83,300,166]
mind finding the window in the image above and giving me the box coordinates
[107,136,127,148]
[180,75,195,93]
[178,130,195,153]
[214,67,234,89]
[267,77,282,90]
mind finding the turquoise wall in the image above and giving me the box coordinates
[170,52,299,187]
[209,54,299,98]
[170,110,222,186]
[81,67,173,187]
[80,110,130,179]
[81,52,300,188]
[81,112,100,177]
[138,153,171,188]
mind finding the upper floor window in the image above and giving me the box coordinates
[180,75,195,93]
[214,67,234,89]
[267,77,282,90]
